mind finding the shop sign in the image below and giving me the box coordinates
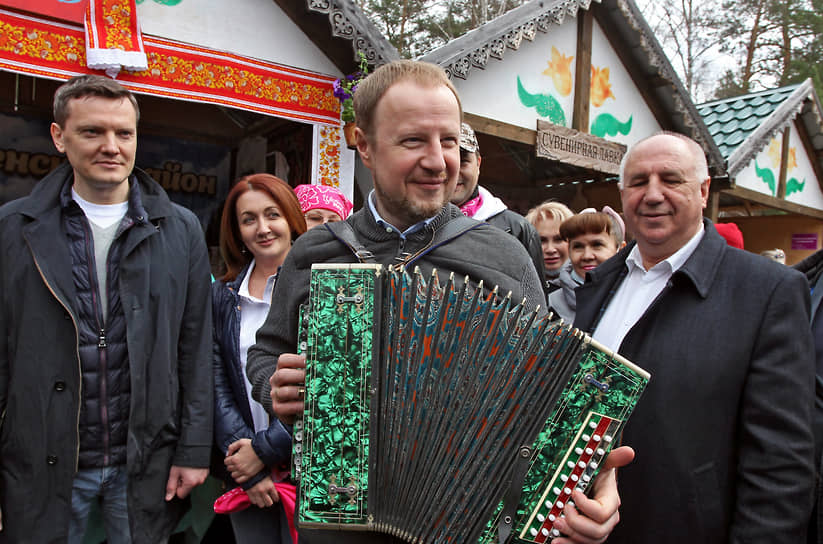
[536,120,626,175]
[792,233,819,250]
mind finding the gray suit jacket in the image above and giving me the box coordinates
[575,219,816,543]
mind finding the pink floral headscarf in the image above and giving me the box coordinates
[294,184,354,220]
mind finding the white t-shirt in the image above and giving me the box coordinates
[71,189,128,228]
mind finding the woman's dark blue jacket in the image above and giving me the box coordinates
[212,265,292,489]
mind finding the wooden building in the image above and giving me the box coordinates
[0,0,398,248]
[698,80,823,262]
[420,0,724,216]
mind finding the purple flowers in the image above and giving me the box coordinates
[334,53,368,123]
[333,77,359,101]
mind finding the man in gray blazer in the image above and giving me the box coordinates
[574,132,816,543]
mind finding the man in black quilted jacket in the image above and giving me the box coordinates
[450,121,548,298]
[0,75,212,543]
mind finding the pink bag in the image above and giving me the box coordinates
[213,481,298,543]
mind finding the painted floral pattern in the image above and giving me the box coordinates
[756,137,806,196]
[98,0,136,50]
[590,65,615,108]
[543,46,573,97]
[316,125,343,187]
[0,13,339,121]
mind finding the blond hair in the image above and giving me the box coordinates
[525,200,573,227]
[353,60,461,139]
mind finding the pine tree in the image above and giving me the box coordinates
[712,0,820,97]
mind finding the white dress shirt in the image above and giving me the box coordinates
[593,224,705,352]
[238,259,277,433]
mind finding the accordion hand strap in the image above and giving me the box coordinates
[497,445,533,544]
[324,215,482,265]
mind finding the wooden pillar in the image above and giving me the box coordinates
[572,10,593,133]
[777,126,791,199]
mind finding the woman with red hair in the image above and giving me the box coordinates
[211,174,306,543]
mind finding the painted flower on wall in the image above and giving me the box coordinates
[756,139,805,196]
[788,147,798,170]
[786,147,805,196]
[767,138,782,168]
[543,46,574,97]
[590,65,615,108]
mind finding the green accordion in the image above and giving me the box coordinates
[292,263,649,543]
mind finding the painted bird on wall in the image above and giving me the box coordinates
[517,76,566,125]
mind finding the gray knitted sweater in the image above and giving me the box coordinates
[246,202,545,411]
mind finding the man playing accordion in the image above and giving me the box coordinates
[247,60,633,544]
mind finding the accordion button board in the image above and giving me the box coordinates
[293,263,650,543]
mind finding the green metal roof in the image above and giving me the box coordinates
[698,84,801,159]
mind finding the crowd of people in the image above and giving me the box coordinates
[0,60,820,544]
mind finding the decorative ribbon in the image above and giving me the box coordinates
[0,7,340,124]
[84,0,148,78]
[311,124,355,202]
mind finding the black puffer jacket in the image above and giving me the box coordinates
[63,188,131,468]
[212,265,293,490]
[794,250,823,544]
[485,209,548,299]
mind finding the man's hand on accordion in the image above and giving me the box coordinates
[269,353,307,425]
[551,445,635,544]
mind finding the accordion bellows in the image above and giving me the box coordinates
[293,264,649,543]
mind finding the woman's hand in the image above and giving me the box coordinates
[245,475,280,508]
[225,438,265,483]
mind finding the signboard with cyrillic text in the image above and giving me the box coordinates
[536,120,626,175]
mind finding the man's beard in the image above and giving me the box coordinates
[373,182,449,227]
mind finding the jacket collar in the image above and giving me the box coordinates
[668,218,726,299]
[588,218,726,300]
[226,262,252,291]
[20,162,175,223]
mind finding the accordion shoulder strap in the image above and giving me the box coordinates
[324,221,378,263]
[325,215,483,265]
